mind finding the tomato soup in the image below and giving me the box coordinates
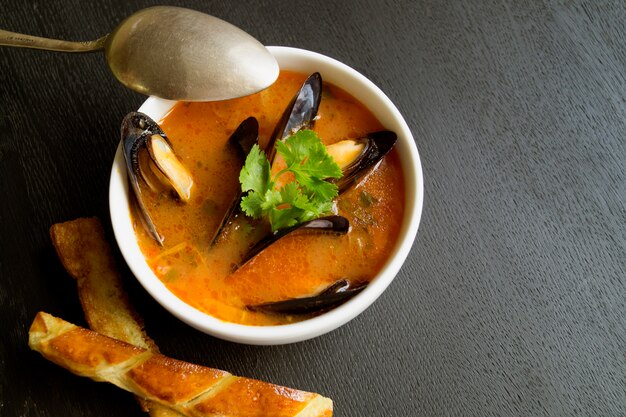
[132,71,405,325]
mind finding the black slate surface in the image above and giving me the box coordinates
[1,1,624,416]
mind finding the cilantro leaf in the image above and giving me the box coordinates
[274,131,311,166]
[238,130,343,232]
[292,171,339,202]
[280,182,319,221]
[240,192,265,219]
[278,131,343,179]
[260,189,282,212]
[239,145,271,194]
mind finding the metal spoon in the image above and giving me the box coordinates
[0,6,279,101]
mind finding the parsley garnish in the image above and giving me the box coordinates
[239,130,343,232]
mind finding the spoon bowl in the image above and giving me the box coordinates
[0,6,279,101]
[104,7,279,101]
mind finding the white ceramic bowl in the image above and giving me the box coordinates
[110,46,424,345]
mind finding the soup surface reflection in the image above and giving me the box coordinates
[133,71,405,325]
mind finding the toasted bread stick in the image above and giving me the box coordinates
[29,312,333,417]
[50,217,180,417]
[49,217,155,349]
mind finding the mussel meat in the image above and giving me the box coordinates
[146,134,193,201]
[122,112,194,245]
[247,279,367,315]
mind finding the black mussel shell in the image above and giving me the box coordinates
[247,279,368,315]
[122,112,169,245]
[210,117,260,246]
[235,215,350,270]
[227,117,260,161]
[334,130,398,194]
[265,72,322,163]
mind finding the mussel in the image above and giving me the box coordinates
[247,279,367,315]
[235,215,350,270]
[122,112,193,245]
[266,72,322,163]
[327,130,398,193]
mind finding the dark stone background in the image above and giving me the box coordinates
[0,1,624,416]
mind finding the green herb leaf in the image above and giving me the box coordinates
[238,130,343,232]
[239,145,271,195]
[278,131,343,179]
[240,191,265,219]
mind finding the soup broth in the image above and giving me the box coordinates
[133,71,405,325]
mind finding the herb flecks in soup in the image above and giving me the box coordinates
[130,71,405,326]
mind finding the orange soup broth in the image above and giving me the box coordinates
[134,71,405,325]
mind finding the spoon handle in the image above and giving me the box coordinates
[0,29,107,52]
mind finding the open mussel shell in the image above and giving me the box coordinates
[235,215,350,271]
[247,279,368,315]
[122,111,192,245]
[332,130,398,194]
[210,117,260,246]
[122,112,165,244]
[265,72,322,163]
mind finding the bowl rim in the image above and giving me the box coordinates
[109,45,424,345]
